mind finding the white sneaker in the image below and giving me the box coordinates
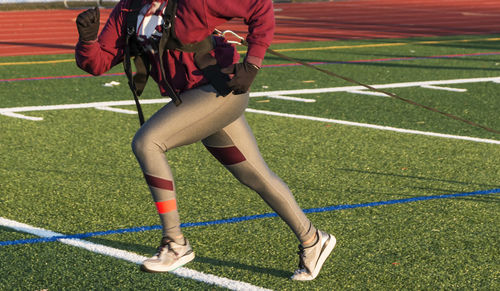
[141,238,195,272]
[291,230,336,281]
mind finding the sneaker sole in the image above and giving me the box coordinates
[310,233,336,280]
[141,252,195,273]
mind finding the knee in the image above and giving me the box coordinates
[131,133,146,158]
[131,131,164,159]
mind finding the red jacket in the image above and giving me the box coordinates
[75,0,275,95]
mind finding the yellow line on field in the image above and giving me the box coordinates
[416,37,500,45]
[234,42,407,54]
[0,59,74,66]
[2,37,499,66]
[271,42,407,52]
[270,37,500,53]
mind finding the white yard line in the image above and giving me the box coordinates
[263,95,316,102]
[0,111,43,121]
[248,76,500,97]
[1,76,499,116]
[1,77,499,144]
[0,217,272,291]
[2,76,498,115]
[347,90,389,97]
[246,108,500,145]
[0,98,172,113]
[95,106,138,114]
[420,85,467,92]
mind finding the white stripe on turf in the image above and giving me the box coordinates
[0,217,272,291]
[1,77,499,144]
[246,108,500,145]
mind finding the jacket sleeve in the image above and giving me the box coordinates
[205,0,275,67]
[75,1,127,75]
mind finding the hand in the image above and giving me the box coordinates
[222,62,259,95]
[76,7,100,42]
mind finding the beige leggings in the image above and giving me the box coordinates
[132,84,316,244]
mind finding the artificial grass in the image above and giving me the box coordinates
[0,36,499,290]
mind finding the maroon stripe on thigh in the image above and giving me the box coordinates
[144,174,174,191]
[205,145,246,165]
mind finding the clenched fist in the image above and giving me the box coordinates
[76,7,100,42]
[223,62,260,95]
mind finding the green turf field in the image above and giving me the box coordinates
[1,35,499,290]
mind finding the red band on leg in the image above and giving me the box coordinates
[155,199,177,214]
[204,145,246,165]
[144,174,174,191]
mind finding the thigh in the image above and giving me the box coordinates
[134,85,249,151]
[202,115,270,174]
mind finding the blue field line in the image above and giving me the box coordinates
[1,188,499,246]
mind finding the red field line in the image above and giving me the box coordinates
[0,0,499,57]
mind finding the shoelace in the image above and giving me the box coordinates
[296,245,307,269]
[155,239,180,257]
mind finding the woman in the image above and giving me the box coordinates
[75,0,335,280]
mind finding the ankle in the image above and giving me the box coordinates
[302,233,318,248]
[173,235,185,245]
[163,235,185,245]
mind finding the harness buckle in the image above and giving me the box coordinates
[214,29,246,46]
[127,26,135,36]
[163,20,172,30]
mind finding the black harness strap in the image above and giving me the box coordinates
[124,0,147,125]
[123,0,182,125]
[158,0,231,98]
[157,0,182,106]
[124,0,234,125]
